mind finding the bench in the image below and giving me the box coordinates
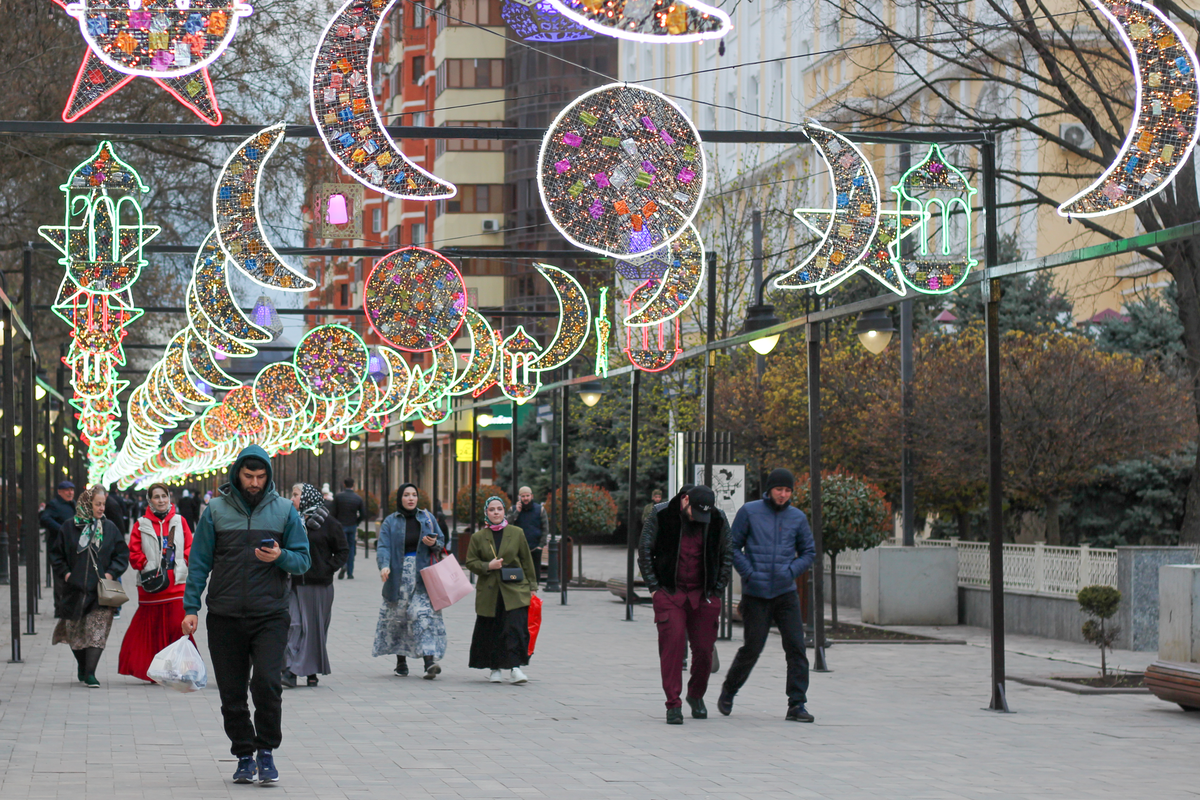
[606,578,649,603]
[1145,661,1200,712]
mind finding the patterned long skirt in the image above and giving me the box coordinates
[372,554,447,659]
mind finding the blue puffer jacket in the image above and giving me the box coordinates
[377,508,443,601]
[730,494,816,599]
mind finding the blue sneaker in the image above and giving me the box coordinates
[256,749,279,783]
[232,756,257,784]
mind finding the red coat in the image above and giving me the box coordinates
[129,505,193,603]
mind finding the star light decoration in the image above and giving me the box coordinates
[888,145,978,295]
[39,142,155,484]
[791,208,926,296]
[502,0,593,41]
[1058,0,1200,217]
[538,83,706,258]
[53,0,252,125]
[364,247,467,351]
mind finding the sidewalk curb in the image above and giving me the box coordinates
[1008,674,1150,695]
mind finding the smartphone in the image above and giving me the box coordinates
[259,537,276,549]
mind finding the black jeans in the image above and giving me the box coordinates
[207,612,290,757]
[722,590,809,707]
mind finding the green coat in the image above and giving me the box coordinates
[465,524,538,617]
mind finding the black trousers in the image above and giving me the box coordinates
[207,612,289,757]
[722,590,809,707]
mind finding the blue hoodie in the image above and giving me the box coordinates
[729,494,816,600]
[183,444,310,617]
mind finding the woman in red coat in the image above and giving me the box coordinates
[118,483,193,682]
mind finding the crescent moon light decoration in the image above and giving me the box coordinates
[363,246,467,351]
[775,121,880,292]
[621,223,704,327]
[449,309,499,397]
[53,0,251,124]
[538,83,706,258]
[1058,0,1200,217]
[214,125,315,291]
[529,263,592,372]
[310,0,456,200]
[544,0,731,43]
[192,230,272,343]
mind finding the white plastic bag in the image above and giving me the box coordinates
[147,636,208,693]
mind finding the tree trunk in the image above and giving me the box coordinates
[1100,619,1108,677]
[1044,495,1061,546]
[829,554,838,628]
[955,511,969,540]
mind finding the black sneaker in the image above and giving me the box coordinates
[786,704,815,723]
[685,696,707,719]
[306,674,319,687]
[717,691,734,716]
[666,707,684,725]
[232,756,257,784]
[281,671,297,689]
[423,659,441,680]
[256,749,279,783]
[394,657,409,677]
[337,569,345,580]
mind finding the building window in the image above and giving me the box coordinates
[371,207,382,233]
[411,223,426,247]
[411,55,425,85]
[435,120,505,157]
[436,0,503,31]
[435,58,504,96]
[438,184,505,215]
[413,2,427,27]
[340,283,349,307]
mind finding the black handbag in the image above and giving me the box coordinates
[501,566,525,583]
[140,537,174,594]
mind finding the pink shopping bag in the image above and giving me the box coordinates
[420,553,474,611]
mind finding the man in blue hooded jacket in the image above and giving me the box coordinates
[181,445,311,784]
[718,468,816,722]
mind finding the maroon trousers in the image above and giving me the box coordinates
[653,591,721,709]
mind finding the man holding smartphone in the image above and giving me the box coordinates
[182,445,310,785]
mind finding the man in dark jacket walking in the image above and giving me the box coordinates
[39,480,76,540]
[639,485,733,725]
[182,445,311,785]
[331,479,365,579]
[719,468,816,722]
[508,486,549,583]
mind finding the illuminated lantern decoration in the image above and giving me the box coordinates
[888,145,978,295]
[499,327,542,405]
[594,287,611,379]
[538,83,706,258]
[53,0,252,125]
[622,281,681,372]
[501,0,593,42]
[1058,0,1200,217]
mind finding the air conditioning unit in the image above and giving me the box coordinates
[481,218,501,233]
[1060,123,1095,151]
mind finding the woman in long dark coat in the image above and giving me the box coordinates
[48,484,130,688]
[465,496,538,684]
[283,484,349,687]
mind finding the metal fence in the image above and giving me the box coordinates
[825,539,1119,599]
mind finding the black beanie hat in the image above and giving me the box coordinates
[765,468,795,491]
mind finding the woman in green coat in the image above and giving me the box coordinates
[465,496,538,684]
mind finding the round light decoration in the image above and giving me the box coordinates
[294,324,369,400]
[363,247,467,351]
[254,362,309,421]
[537,83,706,258]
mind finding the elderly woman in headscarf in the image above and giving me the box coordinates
[48,484,130,688]
[465,495,538,684]
[372,483,446,679]
[283,483,349,688]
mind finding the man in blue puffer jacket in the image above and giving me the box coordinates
[718,468,816,722]
[182,445,311,784]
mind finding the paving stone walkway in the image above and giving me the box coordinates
[0,547,1194,799]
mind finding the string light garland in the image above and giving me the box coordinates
[53,0,250,124]
[310,0,457,200]
[775,121,880,292]
[621,222,703,326]
[1058,0,1200,217]
[888,144,978,295]
[213,125,316,291]
[537,83,706,258]
[364,246,467,351]
[545,0,731,43]
[294,324,370,401]
[501,0,594,42]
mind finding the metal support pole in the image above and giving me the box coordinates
[23,247,38,629]
[900,298,915,547]
[625,369,640,621]
[451,401,459,552]
[752,211,765,381]
[383,424,391,516]
[511,407,519,500]
[703,251,717,485]
[3,296,21,661]
[431,422,439,521]
[545,383,561,594]
[560,383,570,605]
[807,321,828,672]
[982,133,1009,712]
[469,408,478,585]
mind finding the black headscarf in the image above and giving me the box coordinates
[396,483,420,519]
[395,483,423,552]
